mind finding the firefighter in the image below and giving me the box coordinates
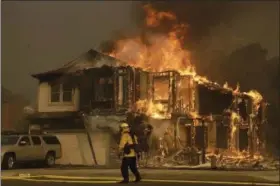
[118,122,141,183]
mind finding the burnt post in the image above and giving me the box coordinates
[248,114,255,157]
[201,118,206,164]
[168,71,173,113]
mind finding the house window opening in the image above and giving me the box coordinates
[62,82,73,102]
[50,82,73,103]
[50,84,60,102]
[153,78,169,101]
[92,77,114,109]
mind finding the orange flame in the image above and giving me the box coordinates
[108,5,263,118]
[135,99,170,119]
[143,4,176,27]
[109,5,191,74]
[244,90,263,113]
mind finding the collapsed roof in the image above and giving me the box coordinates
[31,49,126,79]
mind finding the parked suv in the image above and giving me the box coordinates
[1,134,62,169]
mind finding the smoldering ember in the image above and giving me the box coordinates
[28,5,279,170]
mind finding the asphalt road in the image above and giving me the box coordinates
[2,180,274,186]
[1,168,279,186]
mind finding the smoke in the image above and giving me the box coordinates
[139,2,238,46]
[99,2,236,53]
[98,31,128,54]
[140,2,279,55]
[148,118,172,137]
[85,115,126,133]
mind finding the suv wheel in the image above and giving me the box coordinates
[2,154,16,170]
[45,152,55,167]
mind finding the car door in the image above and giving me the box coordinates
[17,136,33,161]
[31,136,45,160]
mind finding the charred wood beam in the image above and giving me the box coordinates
[114,69,118,110]
[227,117,231,150]
[127,68,132,109]
[191,79,197,112]
[168,72,172,113]
[202,119,206,163]
[248,116,254,157]
[191,120,196,148]
[129,67,136,107]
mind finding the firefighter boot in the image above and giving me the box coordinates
[134,176,142,183]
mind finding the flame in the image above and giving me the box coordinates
[143,4,176,27]
[231,111,240,121]
[244,90,263,112]
[229,111,240,151]
[135,99,170,119]
[108,4,264,118]
[234,83,240,93]
[188,111,200,119]
[109,5,191,74]
[223,82,230,90]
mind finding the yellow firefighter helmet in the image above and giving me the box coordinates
[120,123,129,128]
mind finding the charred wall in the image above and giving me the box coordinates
[79,66,115,112]
[196,84,234,115]
[78,66,149,113]
[115,67,149,111]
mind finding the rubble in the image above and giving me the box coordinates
[138,146,280,170]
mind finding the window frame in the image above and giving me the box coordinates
[18,136,31,146]
[31,136,42,146]
[93,77,114,101]
[49,83,74,104]
[42,136,61,145]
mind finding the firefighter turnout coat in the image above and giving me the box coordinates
[119,130,138,158]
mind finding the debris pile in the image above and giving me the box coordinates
[142,147,202,168]
[138,147,279,170]
[206,151,280,170]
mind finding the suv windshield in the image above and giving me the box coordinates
[1,136,20,146]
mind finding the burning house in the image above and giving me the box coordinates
[28,5,272,168]
[29,48,266,165]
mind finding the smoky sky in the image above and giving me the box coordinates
[141,1,279,56]
[1,1,279,104]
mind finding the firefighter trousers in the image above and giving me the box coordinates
[121,156,141,181]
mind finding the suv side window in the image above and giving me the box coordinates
[19,136,31,146]
[42,136,60,145]
[31,136,42,145]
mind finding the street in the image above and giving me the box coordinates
[2,180,275,186]
[1,168,279,186]
[2,179,279,186]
